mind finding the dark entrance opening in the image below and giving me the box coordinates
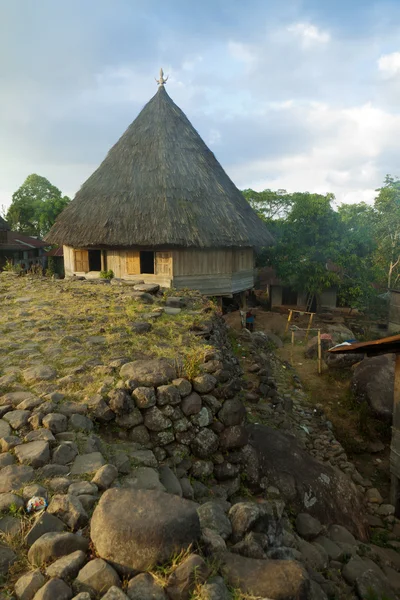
[88,250,101,271]
[282,287,298,306]
[140,251,155,274]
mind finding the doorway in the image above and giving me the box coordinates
[140,251,155,274]
[88,250,101,271]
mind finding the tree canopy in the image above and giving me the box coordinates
[6,174,70,238]
[242,177,400,311]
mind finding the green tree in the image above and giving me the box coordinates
[6,174,70,238]
[242,188,293,222]
[270,192,342,311]
[373,175,400,289]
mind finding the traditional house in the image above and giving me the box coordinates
[46,72,273,296]
[0,216,47,271]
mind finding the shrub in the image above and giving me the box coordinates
[100,269,114,279]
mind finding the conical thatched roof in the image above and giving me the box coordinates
[0,216,10,231]
[46,86,273,248]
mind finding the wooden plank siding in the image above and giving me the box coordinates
[63,246,75,277]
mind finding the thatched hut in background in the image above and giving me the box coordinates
[46,76,273,296]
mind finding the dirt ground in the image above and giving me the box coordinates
[224,306,391,501]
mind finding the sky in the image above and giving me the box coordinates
[1,0,400,212]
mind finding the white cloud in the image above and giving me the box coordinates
[378,52,400,78]
[287,22,331,48]
[229,101,399,205]
[228,41,256,65]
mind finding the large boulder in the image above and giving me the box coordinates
[352,354,395,420]
[324,352,365,369]
[221,553,309,599]
[90,488,200,573]
[324,324,355,343]
[120,359,176,387]
[246,424,368,541]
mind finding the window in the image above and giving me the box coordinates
[88,250,101,271]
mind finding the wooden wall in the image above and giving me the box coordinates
[63,246,254,295]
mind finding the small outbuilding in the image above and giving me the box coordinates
[46,72,273,295]
[0,216,47,271]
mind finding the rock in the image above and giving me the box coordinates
[91,464,118,490]
[197,502,232,540]
[191,460,213,478]
[325,352,364,369]
[231,533,267,559]
[87,395,114,422]
[90,488,201,573]
[157,385,181,406]
[198,576,230,600]
[49,477,71,493]
[298,539,328,570]
[166,554,209,600]
[325,324,355,342]
[70,593,91,600]
[74,558,121,596]
[0,452,15,467]
[132,387,156,409]
[0,419,11,438]
[164,306,181,315]
[305,336,332,359]
[191,429,219,458]
[191,407,212,427]
[214,462,240,481]
[181,392,202,416]
[221,553,309,599]
[46,550,87,579]
[247,424,368,541]
[40,464,69,478]
[115,409,143,429]
[313,536,342,561]
[296,514,323,540]
[52,442,79,465]
[193,375,217,394]
[366,488,383,504]
[107,390,135,415]
[172,378,192,397]
[47,494,88,530]
[77,494,97,512]
[377,503,395,516]
[328,524,356,545]
[217,398,246,427]
[126,573,167,600]
[25,512,66,546]
[133,283,159,293]
[219,426,248,450]
[129,425,151,445]
[42,413,68,434]
[143,406,172,431]
[32,578,72,600]
[15,569,46,600]
[0,491,24,512]
[23,365,57,382]
[0,515,21,535]
[342,556,385,585]
[25,429,56,444]
[69,415,93,432]
[159,466,182,496]
[28,532,89,566]
[124,467,165,491]
[120,359,176,387]
[131,322,152,334]
[0,464,34,493]
[130,450,158,468]
[356,569,396,600]
[3,410,31,429]
[201,528,227,554]
[14,441,50,468]
[70,453,106,476]
[352,354,395,420]
[0,542,16,575]
[102,587,129,600]
[229,502,261,542]
[1,435,22,451]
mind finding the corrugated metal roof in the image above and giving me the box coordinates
[329,333,400,356]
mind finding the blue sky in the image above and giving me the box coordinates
[2,0,400,211]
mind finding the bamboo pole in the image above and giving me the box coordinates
[305,312,314,342]
[285,310,293,334]
[291,329,295,366]
[317,329,322,374]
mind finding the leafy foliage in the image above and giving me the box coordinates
[6,174,70,237]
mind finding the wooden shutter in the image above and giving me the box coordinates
[126,251,140,275]
[155,252,172,276]
[74,250,89,272]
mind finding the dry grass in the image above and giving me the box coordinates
[0,513,32,594]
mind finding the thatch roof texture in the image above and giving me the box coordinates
[46,86,273,248]
[0,216,10,231]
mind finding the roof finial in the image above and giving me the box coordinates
[155,67,168,87]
